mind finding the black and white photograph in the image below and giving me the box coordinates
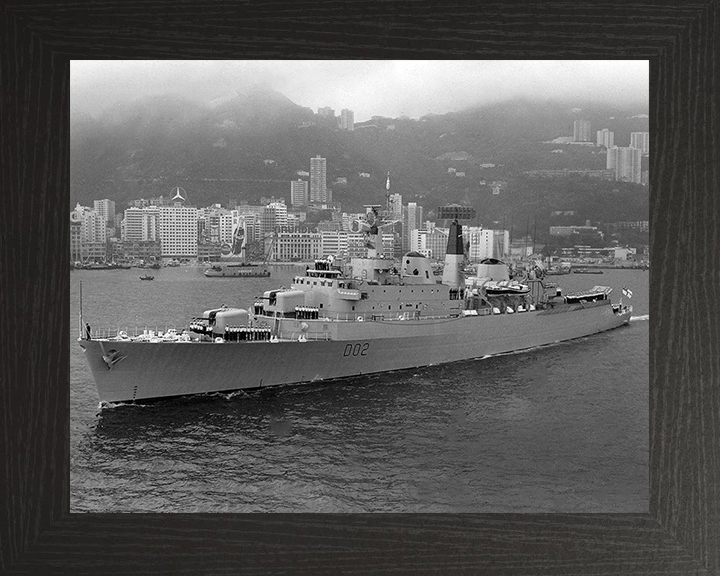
[70,60,649,513]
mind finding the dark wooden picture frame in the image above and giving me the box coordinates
[1,2,718,574]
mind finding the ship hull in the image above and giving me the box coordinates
[80,303,632,403]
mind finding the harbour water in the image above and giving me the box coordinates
[70,265,648,513]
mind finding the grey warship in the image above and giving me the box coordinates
[79,205,632,403]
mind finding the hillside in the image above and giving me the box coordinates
[70,89,649,237]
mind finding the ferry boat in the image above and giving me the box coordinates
[204,263,271,278]
[78,205,633,404]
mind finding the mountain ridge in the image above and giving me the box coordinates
[70,89,649,235]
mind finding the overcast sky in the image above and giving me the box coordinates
[71,60,649,122]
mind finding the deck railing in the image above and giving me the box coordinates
[85,326,332,343]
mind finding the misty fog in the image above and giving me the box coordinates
[71,60,649,122]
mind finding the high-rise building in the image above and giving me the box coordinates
[464,227,510,260]
[607,146,642,183]
[70,209,83,262]
[123,207,160,242]
[596,128,614,148]
[197,207,237,245]
[71,203,106,261]
[159,189,198,257]
[403,202,423,252]
[317,106,335,118]
[290,179,308,207]
[606,146,617,171]
[340,109,354,131]
[93,199,116,226]
[573,119,592,142]
[388,193,403,219]
[260,201,288,238]
[310,156,327,203]
[411,227,450,260]
[630,132,650,155]
[74,204,106,244]
[235,206,263,242]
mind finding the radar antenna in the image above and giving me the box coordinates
[350,173,402,258]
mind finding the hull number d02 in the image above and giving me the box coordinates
[343,342,369,357]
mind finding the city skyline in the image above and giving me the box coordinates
[72,184,649,265]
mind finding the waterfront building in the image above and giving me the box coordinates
[197,243,222,262]
[93,199,116,226]
[573,119,592,142]
[123,207,160,242]
[197,207,238,245]
[559,245,635,260]
[310,155,328,203]
[70,208,83,262]
[73,204,106,244]
[273,232,322,262]
[158,188,198,257]
[71,203,108,261]
[319,231,348,259]
[235,206,263,240]
[70,203,107,262]
[123,240,162,261]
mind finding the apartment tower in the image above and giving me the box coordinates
[310,156,327,203]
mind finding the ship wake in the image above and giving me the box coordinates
[98,401,150,410]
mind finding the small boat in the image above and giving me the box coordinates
[483,279,531,296]
[545,266,572,275]
[139,275,155,281]
[573,268,604,274]
[564,286,613,304]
